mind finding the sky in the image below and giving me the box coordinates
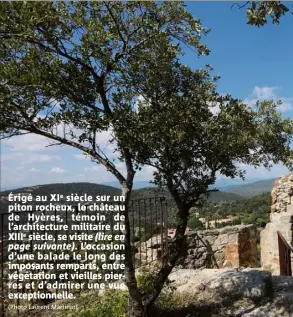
[1,2,293,189]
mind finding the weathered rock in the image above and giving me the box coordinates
[168,268,293,316]
[271,275,293,292]
[242,293,293,317]
[169,268,272,302]
[141,235,163,249]
[261,173,293,275]
[207,269,272,300]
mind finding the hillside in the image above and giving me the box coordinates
[221,178,276,197]
[0,182,271,244]
[206,190,244,202]
[198,192,271,225]
[102,181,156,189]
[0,183,120,213]
[0,182,244,213]
[131,187,244,202]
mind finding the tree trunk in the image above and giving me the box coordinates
[127,296,144,317]
[142,202,190,309]
[121,168,191,316]
[121,181,144,317]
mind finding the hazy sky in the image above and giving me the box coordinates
[1,2,292,188]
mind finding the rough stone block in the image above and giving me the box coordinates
[260,173,293,275]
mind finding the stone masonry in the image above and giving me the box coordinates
[137,224,258,269]
[261,174,293,275]
[178,224,258,269]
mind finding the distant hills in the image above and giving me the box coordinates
[0,182,243,201]
[220,178,275,197]
[130,187,244,202]
[103,178,269,190]
[206,190,243,201]
[197,192,271,226]
[0,182,244,214]
[0,177,276,214]
[211,177,266,189]
[102,181,156,189]
[2,177,276,194]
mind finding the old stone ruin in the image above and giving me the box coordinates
[137,224,258,269]
[136,174,293,274]
[261,174,293,274]
[133,174,293,316]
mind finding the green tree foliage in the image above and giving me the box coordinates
[0,2,209,316]
[120,46,293,313]
[188,216,205,230]
[233,1,291,26]
[200,192,271,226]
[1,2,293,317]
[247,1,290,26]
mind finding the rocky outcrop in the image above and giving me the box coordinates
[136,224,258,269]
[169,268,272,301]
[261,174,293,274]
[168,268,293,317]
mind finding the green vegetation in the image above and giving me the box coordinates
[206,190,244,201]
[1,2,293,316]
[136,266,182,311]
[57,266,182,317]
[243,1,291,26]
[187,216,205,230]
[192,192,271,227]
[59,290,128,317]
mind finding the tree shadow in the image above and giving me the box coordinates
[175,232,219,269]
[153,270,293,317]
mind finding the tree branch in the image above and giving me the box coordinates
[104,2,127,46]
[1,32,102,86]
[45,142,63,148]
[21,125,127,184]
[231,1,251,10]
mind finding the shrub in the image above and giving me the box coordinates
[59,265,183,317]
[60,290,128,317]
[136,264,182,310]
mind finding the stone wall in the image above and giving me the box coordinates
[177,224,258,269]
[261,174,293,275]
[137,224,258,269]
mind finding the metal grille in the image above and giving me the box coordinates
[129,197,169,268]
[0,197,169,316]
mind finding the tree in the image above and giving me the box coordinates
[1,2,293,317]
[232,1,291,26]
[0,2,209,316]
[125,63,293,312]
